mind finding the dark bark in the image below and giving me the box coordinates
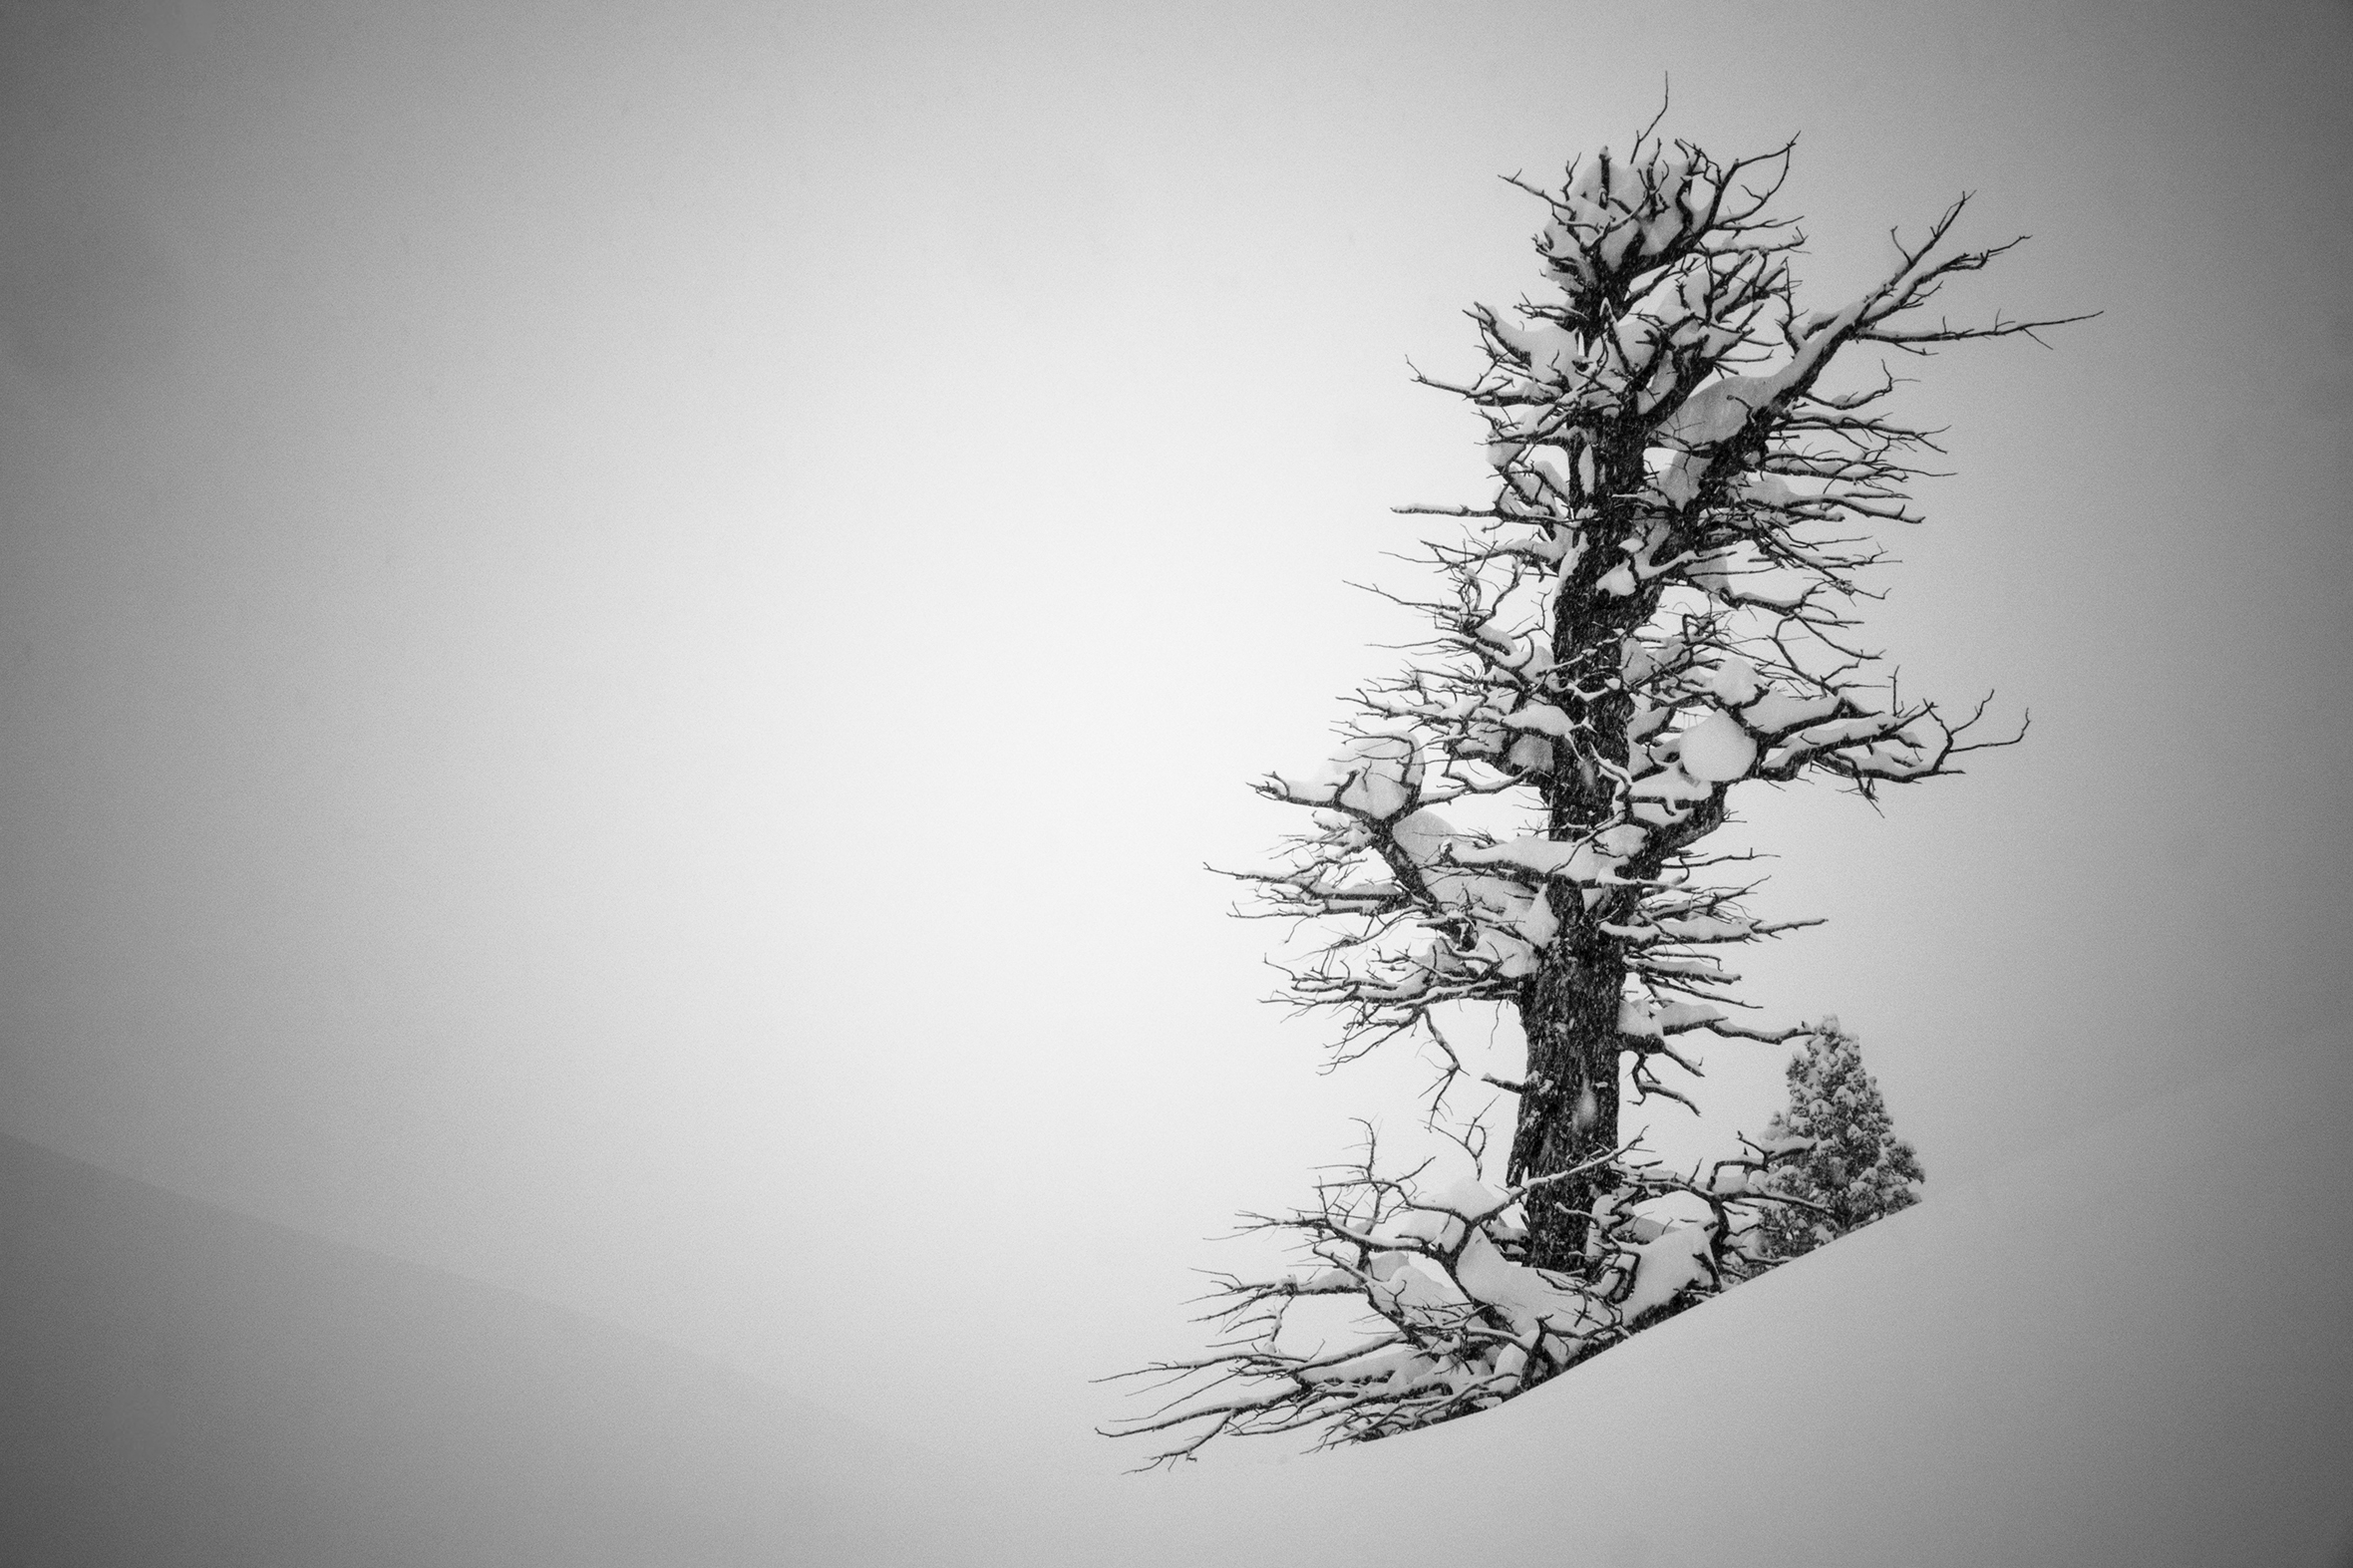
[1510,918,1626,1272]
[1507,490,1655,1273]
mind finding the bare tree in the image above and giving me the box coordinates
[1106,124,2083,1464]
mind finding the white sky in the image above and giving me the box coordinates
[3,0,2349,1478]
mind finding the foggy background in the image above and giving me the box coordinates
[3,0,2348,1509]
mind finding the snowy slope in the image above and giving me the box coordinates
[0,1133,993,1568]
[1059,1036,2353,1568]
[5,1038,2349,1567]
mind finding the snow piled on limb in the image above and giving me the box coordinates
[1099,1128,1803,1463]
[1271,732,1425,821]
[1752,1020,1926,1259]
[1112,121,2077,1466]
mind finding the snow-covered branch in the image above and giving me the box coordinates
[1100,1130,1794,1467]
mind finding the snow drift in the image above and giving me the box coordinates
[1079,1035,2353,1568]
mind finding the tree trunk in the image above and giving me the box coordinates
[1509,480,1649,1274]
[1510,914,1625,1273]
